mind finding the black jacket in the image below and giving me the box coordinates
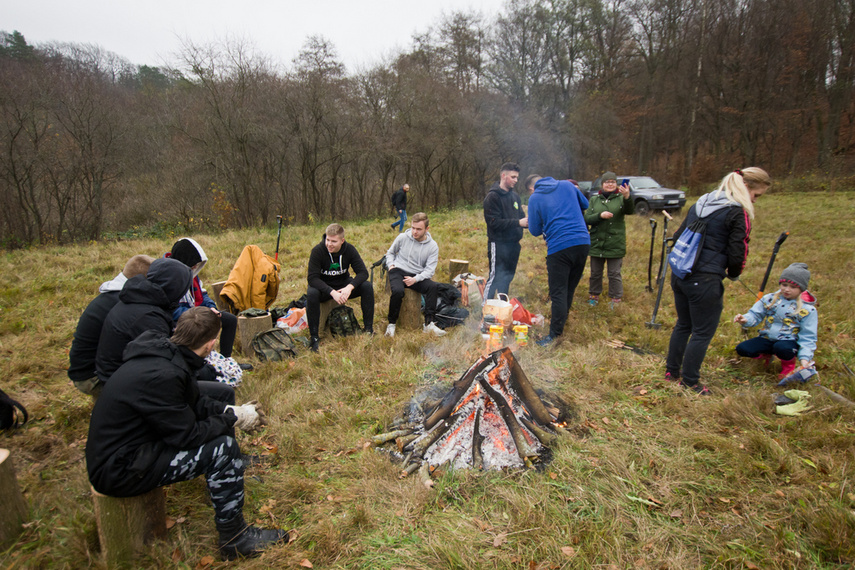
[391,187,407,211]
[307,236,369,295]
[483,182,525,243]
[672,193,751,279]
[86,331,236,497]
[95,259,192,382]
[68,291,120,382]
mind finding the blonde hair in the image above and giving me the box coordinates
[766,290,803,314]
[711,167,771,220]
[325,223,344,237]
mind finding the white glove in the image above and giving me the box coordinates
[225,402,263,432]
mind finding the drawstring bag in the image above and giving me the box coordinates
[205,350,243,387]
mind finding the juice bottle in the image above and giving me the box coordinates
[513,324,529,346]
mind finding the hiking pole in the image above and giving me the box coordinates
[274,215,283,261]
[646,217,658,292]
[756,231,789,300]
[647,211,673,329]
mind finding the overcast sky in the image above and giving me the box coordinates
[3,0,507,72]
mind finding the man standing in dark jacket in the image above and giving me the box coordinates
[483,163,528,302]
[306,223,374,352]
[86,307,288,560]
[390,183,409,233]
[68,254,153,395]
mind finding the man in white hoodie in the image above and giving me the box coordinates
[384,213,446,337]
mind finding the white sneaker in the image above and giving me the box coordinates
[423,322,447,336]
[385,323,396,337]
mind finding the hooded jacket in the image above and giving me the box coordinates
[220,245,280,312]
[86,331,236,497]
[528,178,590,255]
[584,190,635,258]
[672,191,751,279]
[385,229,439,282]
[391,187,407,211]
[740,290,818,361]
[95,258,193,382]
[483,182,525,243]
[67,272,127,382]
[307,235,369,295]
[165,238,217,321]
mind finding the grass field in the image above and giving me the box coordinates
[1,189,855,569]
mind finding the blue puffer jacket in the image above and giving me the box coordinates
[741,291,818,361]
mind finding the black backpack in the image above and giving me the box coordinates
[0,388,28,430]
[250,328,299,362]
[328,305,360,337]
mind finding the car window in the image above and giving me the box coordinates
[628,177,660,189]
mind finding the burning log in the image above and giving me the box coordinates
[379,348,569,475]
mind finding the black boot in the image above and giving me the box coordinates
[309,337,320,353]
[217,513,288,560]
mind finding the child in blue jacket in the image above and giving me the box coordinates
[733,263,818,379]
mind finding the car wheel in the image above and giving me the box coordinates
[635,200,650,215]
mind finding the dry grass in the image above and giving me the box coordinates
[2,191,855,569]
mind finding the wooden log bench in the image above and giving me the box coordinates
[0,449,28,550]
[237,313,273,355]
[385,277,423,331]
[91,486,167,567]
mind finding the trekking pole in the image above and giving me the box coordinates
[646,217,657,292]
[274,215,283,261]
[756,231,789,300]
[646,211,673,329]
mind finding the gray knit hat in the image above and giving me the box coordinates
[602,171,617,182]
[779,262,810,291]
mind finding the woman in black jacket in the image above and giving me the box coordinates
[665,167,771,394]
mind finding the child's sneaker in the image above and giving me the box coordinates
[588,295,599,307]
[664,371,678,382]
[385,324,396,337]
[609,298,622,310]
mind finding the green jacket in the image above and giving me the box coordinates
[584,191,635,258]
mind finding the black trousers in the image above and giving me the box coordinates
[545,244,589,337]
[485,241,521,301]
[218,311,238,358]
[666,274,724,386]
[306,280,375,337]
[387,268,438,325]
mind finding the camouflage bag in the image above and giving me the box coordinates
[327,305,360,337]
[250,328,298,362]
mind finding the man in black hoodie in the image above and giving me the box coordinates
[86,307,287,560]
[483,162,528,301]
[306,223,374,352]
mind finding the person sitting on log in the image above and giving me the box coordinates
[68,254,154,396]
[306,223,374,352]
[384,212,446,338]
[86,307,288,560]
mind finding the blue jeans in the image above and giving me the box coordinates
[392,210,407,232]
[736,336,798,361]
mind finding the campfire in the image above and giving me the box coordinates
[374,348,570,478]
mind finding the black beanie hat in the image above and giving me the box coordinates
[779,262,810,291]
[170,238,203,268]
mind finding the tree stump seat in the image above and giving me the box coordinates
[91,486,167,567]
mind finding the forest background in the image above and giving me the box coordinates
[2,0,855,248]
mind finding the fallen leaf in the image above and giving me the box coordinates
[601,417,610,425]
[300,559,314,568]
[171,548,183,562]
[718,497,730,503]
[493,532,507,547]
[175,516,186,524]
[549,472,557,480]
[561,546,576,557]
[196,555,214,569]
[775,490,785,497]
[166,517,177,530]
[745,563,759,570]
[669,509,683,518]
